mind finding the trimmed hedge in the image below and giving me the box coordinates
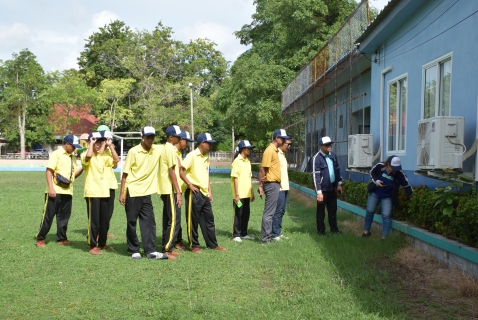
[277,169,478,248]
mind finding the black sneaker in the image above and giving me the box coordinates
[362,232,372,238]
[331,230,342,234]
[318,230,327,236]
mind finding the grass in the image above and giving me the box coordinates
[0,171,476,319]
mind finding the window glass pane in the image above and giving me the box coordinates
[388,82,397,151]
[399,79,407,150]
[439,59,451,116]
[424,65,437,118]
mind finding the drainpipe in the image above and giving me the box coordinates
[476,93,478,183]
[380,65,393,160]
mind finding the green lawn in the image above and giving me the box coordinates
[0,172,409,319]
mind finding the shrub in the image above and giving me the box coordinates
[286,172,477,248]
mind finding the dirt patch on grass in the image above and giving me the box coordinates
[289,189,315,208]
[380,246,478,319]
[340,220,478,319]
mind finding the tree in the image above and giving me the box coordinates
[43,69,100,135]
[98,78,135,131]
[0,49,48,159]
[78,20,134,87]
[214,0,357,146]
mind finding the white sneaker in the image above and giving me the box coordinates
[233,237,242,242]
[241,235,255,240]
[279,234,289,240]
[131,253,142,260]
[273,236,281,241]
[146,252,168,259]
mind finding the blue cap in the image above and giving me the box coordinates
[63,135,81,149]
[165,125,182,138]
[238,140,255,150]
[389,155,402,171]
[141,126,156,136]
[273,129,291,139]
[179,131,194,142]
[197,133,216,144]
[88,132,103,142]
[101,131,113,140]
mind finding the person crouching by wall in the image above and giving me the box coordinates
[230,140,255,242]
[36,135,83,248]
[362,155,412,240]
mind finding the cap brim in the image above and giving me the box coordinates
[391,165,402,171]
[183,138,194,142]
[240,146,255,149]
[280,135,291,139]
[203,140,217,143]
[143,133,156,136]
[72,144,81,149]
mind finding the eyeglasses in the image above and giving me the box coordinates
[323,143,332,147]
[284,143,292,146]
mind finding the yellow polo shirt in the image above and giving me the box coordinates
[123,143,162,197]
[103,148,118,190]
[261,143,281,182]
[175,148,182,193]
[230,154,252,199]
[158,142,177,195]
[278,149,289,191]
[81,150,114,198]
[46,147,78,195]
[181,148,210,196]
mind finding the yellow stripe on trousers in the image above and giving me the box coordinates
[164,193,176,252]
[187,190,193,250]
[36,193,49,238]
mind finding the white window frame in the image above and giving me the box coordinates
[386,73,408,156]
[421,52,453,119]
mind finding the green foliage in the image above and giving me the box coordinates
[284,172,478,248]
[214,0,357,146]
[0,49,51,152]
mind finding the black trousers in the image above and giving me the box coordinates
[161,193,181,252]
[108,189,115,228]
[86,197,109,247]
[37,193,72,242]
[232,198,251,238]
[125,191,157,254]
[185,189,219,250]
[316,190,339,233]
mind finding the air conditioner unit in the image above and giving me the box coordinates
[348,134,373,168]
[417,116,465,170]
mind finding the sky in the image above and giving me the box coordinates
[0,0,390,72]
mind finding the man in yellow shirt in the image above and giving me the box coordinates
[181,133,226,253]
[158,125,183,260]
[258,129,290,244]
[119,126,167,260]
[36,135,83,247]
[174,130,194,251]
[230,140,255,242]
[272,138,291,241]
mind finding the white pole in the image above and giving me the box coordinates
[189,83,194,149]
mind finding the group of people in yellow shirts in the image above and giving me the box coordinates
[36,125,228,260]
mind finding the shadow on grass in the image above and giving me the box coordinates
[285,189,407,318]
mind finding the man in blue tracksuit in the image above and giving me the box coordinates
[310,136,343,235]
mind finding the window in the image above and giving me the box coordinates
[388,75,407,153]
[423,54,452,118]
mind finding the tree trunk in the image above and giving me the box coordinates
[18,108,26,160]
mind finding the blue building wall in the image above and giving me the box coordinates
[364,0,478,188]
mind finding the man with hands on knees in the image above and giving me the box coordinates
[310,136,343,236]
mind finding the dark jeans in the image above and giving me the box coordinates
[316,190,339,233]
[272,190,288,237]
